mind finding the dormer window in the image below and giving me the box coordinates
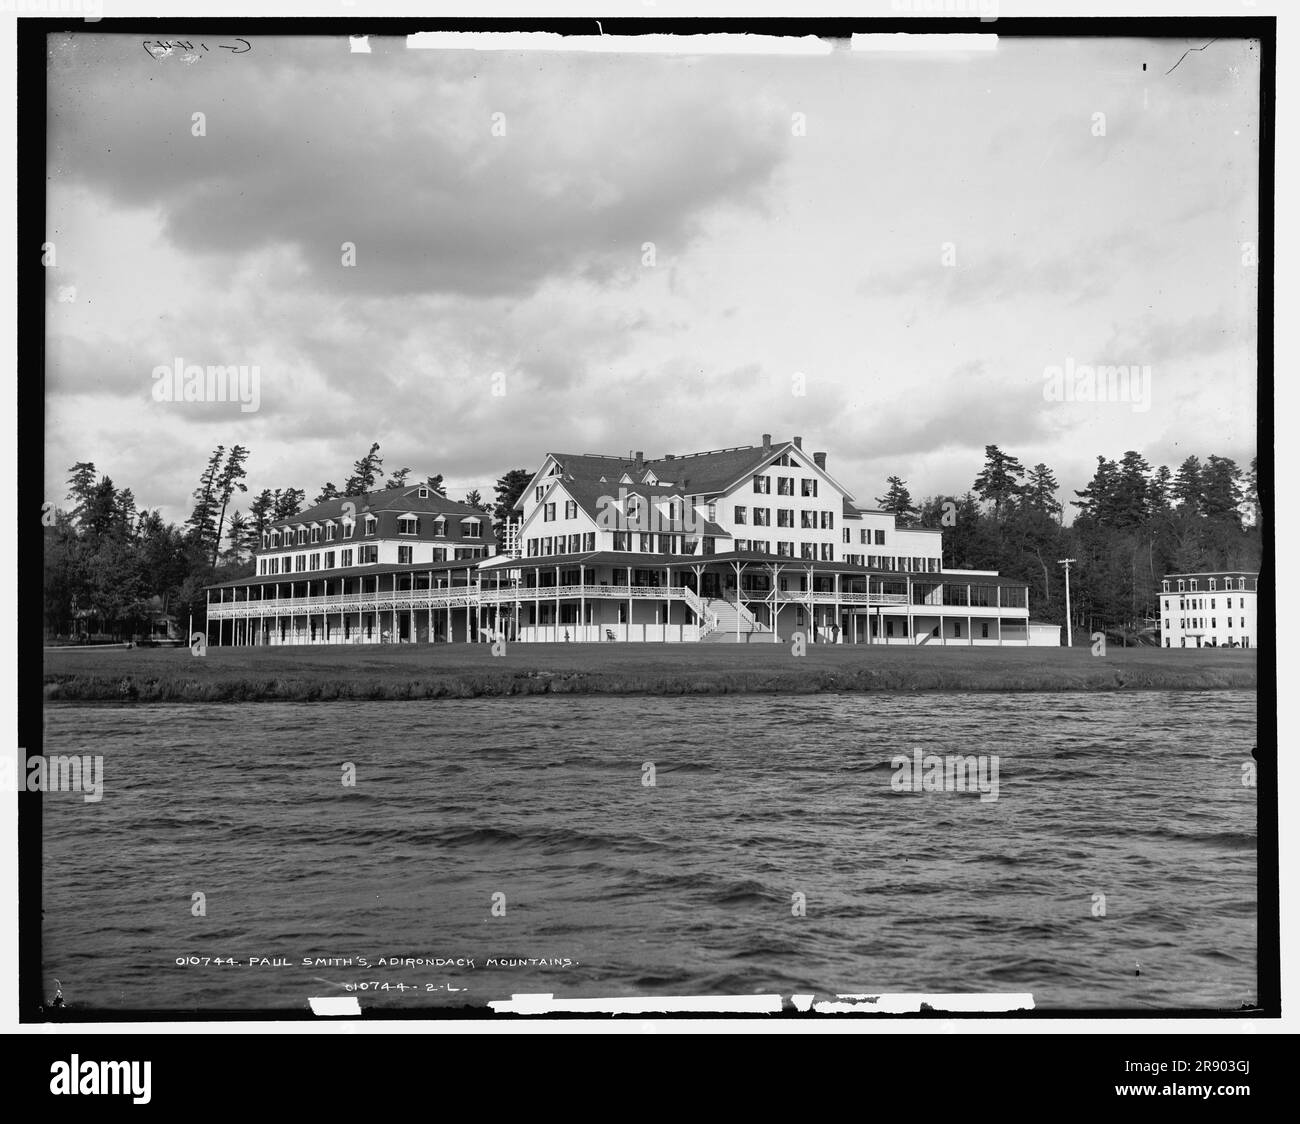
[1177,580,1185,592]
[296,527,307,545]
[535,485,545,503]
[309,525,321,543]
[418,487,429,499]
[325,522,335,541]
[1238,578,1246,590]
[398,516,419,536]
[1209,578,1217,591]
[462,517,482,540]
[364,515,377,537]
[433,516,446,537]
[1189,580,1198,591]
[343,519,355,540]
[1161,581,1170,592]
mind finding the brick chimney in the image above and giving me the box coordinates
[633,451,644,470]
[814,451,826,470]
[792,435,803,449]
[762,433,772,452]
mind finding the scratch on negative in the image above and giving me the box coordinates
[1165,38,1219,76]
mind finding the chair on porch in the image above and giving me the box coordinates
[605,628,617,641]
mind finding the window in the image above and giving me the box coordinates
[270,530,281,548]
[324,551,335,569]
[398,545,412,564]
[640,533,653,552]
[583,532,595,552]
[1228,617,1233,628]
[614,532,630,551]
[981,623,989,638]
[1238,578,1246,590]
[398,516,418,535]
[778,509,794,528]
[463,520,482,539]
[535,485,545,503]
[343,521,355,540]
[754,508,770,527]
[801,543,816,560]
[309,552,321,570]
[1177,580,1185,592]
[954,621,962,638]
[735,506,747,524]
[359,545,378,564]
[258,559,266,575]
[821,511,834,530]
[874,530,885,545]
[801,478,818,497]
[735,538,750,552]
[752,539,769,553]
[707,502,717,523]
[418,487,429,499]
[325,523,335,541]
[778,477,794,496]
[1209,579,1217,591]
[341,549,353,567]
[296,554,307,572]
[843,529,851,543]
[364,516,377,536]
[310,526,321,543]
[1165,619,1170,631]
[753,476,770,494]
[820,543,833,561]
[1211,598,1216,609]
[801,510,816,529]
[296,527,307,545]
[1189,580,1198,591]
[543,503,556,522]
[565,500,578,520]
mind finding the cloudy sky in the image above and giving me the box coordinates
[44,32,1259,526]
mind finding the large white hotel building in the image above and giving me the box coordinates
[205,434,1053,647]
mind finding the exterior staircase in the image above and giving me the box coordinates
[699,597,777,643]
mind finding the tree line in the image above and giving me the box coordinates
[44,441,1260,642]
[874,446,1260,641]
[43,443,532,640]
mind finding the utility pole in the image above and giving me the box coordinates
[1058,558,1076,649]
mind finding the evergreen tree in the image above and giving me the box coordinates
[186,446,225,549]
[344,443,383,496]
[1172,456,1203,512]
[972,445,1026,518]
[1023,463,1062,520]
[314,482,341,505]
[1148,465,1173,513]
[492,468,532,536]
[210,445,250,570]
[426,473,446,496]
[65,462,98,530]
[1113,451,1152,528]
[875,476,916,524]
[273,488,305,521]
[385,467,412,489]
[464,488,483,510]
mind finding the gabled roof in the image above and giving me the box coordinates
[273,486,484,530]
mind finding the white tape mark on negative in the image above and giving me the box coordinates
[406,33,833,56]
[309,996,361,1016]
[813,993,1035,1014]
[489,994,783,1016]
[350,37,371,54]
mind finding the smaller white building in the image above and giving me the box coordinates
[1160,571,1259,649]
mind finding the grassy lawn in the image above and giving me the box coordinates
[42,641,1258,701]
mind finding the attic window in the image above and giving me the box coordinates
[418,487,429,498]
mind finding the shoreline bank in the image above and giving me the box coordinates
[43,644,1258,702]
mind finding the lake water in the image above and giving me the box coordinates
[40,691,1257,1013]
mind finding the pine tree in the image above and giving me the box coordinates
[314,482,341,505]
[210,445,250,570]
[464,488,483,510]
[1024,464,1062,519]
[425,474,445,496]
[186,447,225,549]
[344,443,383,496]
[972,445,1026,518]
[875,476,916,524]
[273,488,306,521]
[492,468,532,535]
[65,462,98,530]
[385,467,412,489]
[1113,451,1152,528]
[1172,456,1202,512]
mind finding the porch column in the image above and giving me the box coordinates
[997,585,1003,647]
[555,564,561,642]
[627,565,632,642]
[534,566,540,643]
[834,571,841,643]
[732,560,742,643]
[580,565,586,642]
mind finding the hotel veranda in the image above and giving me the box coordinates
[204,435,1045,646]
